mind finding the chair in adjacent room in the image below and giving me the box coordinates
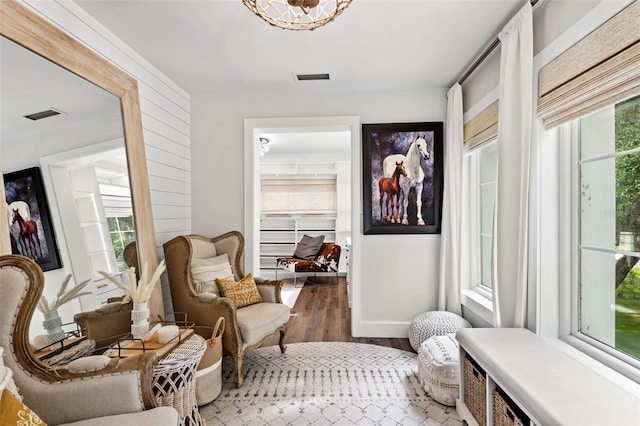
[163,231,290,387]
[276,242,342,285]
[0,254,178,426]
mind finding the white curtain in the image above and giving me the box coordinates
[438,83,463,314]
[492,3,533,328]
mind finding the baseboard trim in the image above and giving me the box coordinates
[352,320,410,339]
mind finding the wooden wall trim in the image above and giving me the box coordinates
[0,0,162,317]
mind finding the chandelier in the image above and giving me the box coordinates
[243,0,352,31]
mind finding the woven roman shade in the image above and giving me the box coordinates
[538,0,640,127]
[464,101,499,150]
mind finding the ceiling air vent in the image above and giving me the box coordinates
[296,73,330,81]
[24,108,63,121]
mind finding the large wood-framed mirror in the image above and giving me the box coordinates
[0,0,162,317]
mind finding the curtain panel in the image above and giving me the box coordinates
[438,83,464,314]
[492,2,533,328]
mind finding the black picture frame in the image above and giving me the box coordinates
[362,122,443,235]
[4,166,61,271]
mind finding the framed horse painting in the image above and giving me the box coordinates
[4,167,61,271]
[362,122,443,235]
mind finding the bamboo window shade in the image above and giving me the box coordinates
[538,0,640,128]
[464,101,499,150]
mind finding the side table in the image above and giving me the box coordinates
[153,333,207,426]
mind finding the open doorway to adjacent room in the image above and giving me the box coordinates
[244,116,359,310]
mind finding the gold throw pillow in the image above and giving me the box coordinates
[0,389,47,425]
[215,273,263,308]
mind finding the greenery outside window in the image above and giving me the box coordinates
[578,93,640,362]
[107,215,136,271]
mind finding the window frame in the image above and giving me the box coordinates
[461,138,496,324]
[560,116,640,383]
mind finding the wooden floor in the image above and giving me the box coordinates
[263,276,413,352]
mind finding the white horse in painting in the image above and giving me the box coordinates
[382,136,430,225]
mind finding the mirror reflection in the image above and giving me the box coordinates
[1,35,136,342]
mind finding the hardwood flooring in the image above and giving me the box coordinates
[263,276,413,352]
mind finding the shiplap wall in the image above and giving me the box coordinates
[21,0,191,309]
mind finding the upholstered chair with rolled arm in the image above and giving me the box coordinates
[163,231,290,387]
[0,254,178,426]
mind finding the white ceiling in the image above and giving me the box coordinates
[74,0,524,94]
[2,1,525,153]
[0,36,121,143]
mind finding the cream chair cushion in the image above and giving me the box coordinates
[58,406,179,426]
[236,303,291,347]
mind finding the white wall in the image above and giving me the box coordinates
[191,88,446,337]
[22,0,192,312]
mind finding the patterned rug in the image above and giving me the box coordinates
[199,342,462,425]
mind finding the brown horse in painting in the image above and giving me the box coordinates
[378,161,407,223]
[12,209,41,259]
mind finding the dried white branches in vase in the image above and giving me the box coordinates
[99,260,166,338]
[38,274,91,344]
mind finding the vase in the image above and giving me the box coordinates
[131,302,150,339]
[42,310,65,344]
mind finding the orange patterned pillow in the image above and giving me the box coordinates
[215,273,264,308]
[0,388,47,425]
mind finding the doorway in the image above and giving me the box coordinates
[243,116,361,313]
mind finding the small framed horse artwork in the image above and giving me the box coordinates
[362,122,443,235]
[4,167,61,271]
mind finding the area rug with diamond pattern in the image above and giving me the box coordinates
[199,342,462,425]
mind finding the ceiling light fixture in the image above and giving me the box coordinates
[259,137,271,157]
[243,0,351,31]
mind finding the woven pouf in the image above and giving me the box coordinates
[417,333,460,406]
[409,311,471,351]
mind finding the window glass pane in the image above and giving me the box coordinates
[481,183,495,235]
[579,93,640,362]
[581,94,640,159]
[580,248,640,360]
[118,216,135,231]
[107,215,137,272]
[480,142,497,182]
[580,157,616,249]
[481,235,492,289]
[478,141,497,289]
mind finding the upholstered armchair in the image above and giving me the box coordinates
[0,254,178,425]
[74,300,133,352]
[163,231,290,387]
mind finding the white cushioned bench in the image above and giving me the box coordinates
[456,328,640,426]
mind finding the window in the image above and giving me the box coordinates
[107,215,136,271]
[578,93,640,362]
[479,141,497,290]
[261,178,337,213]
[464,139,497,295]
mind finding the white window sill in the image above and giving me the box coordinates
[558,334,640,386]
[461,287,493,326]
